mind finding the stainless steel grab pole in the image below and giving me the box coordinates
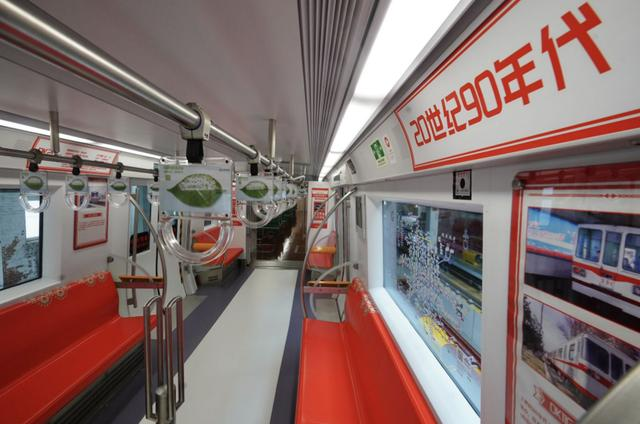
[579,363,640,424]
[165,296,185,416]
[0,145,156,175]
[0,0,299,180]
[0,0,199,129]
[143,296,164,420]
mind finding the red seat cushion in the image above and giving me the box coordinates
[296,319,361,424]
[296,281,437,424]
[0,272,149,424]
[192,227,221,244]
[203,247,244,266]
[0,316,146,424]
[342,283,437,424]
[0,272,118,389]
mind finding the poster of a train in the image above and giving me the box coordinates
[506,162,640,424]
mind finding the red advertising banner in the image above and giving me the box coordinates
[310,187,329,229]
[506,162,640,423]
[394,0,640,172]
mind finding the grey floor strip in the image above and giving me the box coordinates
[95,266,253,424]
[270,270,304,424]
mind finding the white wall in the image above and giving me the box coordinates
[346,146,639,423]
[0,127,162,306]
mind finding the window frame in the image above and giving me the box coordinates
[602,231,621,267]
[0,188,44,291]
[585,338,610,375]
[622,233,640,275]
[576,227,603,263]
[365,193,482,424]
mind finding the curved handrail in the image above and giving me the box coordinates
[299,188,357,318]
[579,362,640,423]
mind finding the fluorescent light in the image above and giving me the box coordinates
[321,0,460,172]
[0,119,162,159]
[60,133,162,159]
[0,119,49,136]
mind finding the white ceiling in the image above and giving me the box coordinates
[1,0,311,164]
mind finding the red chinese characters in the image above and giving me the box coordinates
[405,2,611,150]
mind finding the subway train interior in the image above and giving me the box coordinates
[0,1,639,423]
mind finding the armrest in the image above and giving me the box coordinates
[303,280,350,294]
[306,280,350,287]
[119,275,163,282]
[117,275,164,289]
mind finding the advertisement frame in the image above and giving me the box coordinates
[506,161,640,423]
[73,177,109,250]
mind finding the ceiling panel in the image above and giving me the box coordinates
[1,0,310,163]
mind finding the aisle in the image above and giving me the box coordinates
[160,268,298,423]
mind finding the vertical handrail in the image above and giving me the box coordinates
[299,188,357,318]
[143,295,164,420]
[165,296,185,421]
[165,303,175,422]
[144,295,185,423]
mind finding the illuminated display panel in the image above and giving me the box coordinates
[382,201,482,412]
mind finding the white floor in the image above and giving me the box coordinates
[142,268,297,424]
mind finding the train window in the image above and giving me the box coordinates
[0,189,43,290]
[611,354,623,381]
[622,234,640,274]
[602,231,622,267]
[382,201,482,412]
[568,343,576,361]
[576,227,602,263]
[585,338,610,374]
[129,185,152,255]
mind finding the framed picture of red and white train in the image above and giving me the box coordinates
[506,162,640,424]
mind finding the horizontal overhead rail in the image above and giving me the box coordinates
[0,0,298,180]
[0,146,156,175]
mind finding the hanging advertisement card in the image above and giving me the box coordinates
[158,163,232,217]
[506,162,640,424]
[236,176,274,202]
[73,178,109,250]
[31,136,119,176]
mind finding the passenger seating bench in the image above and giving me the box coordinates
[0,272,150,424]
[192,226,244,281]
[296,279,437,424]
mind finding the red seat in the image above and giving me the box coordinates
[0,272,149,424]
[192,227,244,267]
[296,280,437,424]
[193,226,222,244]
[307,231,337,269]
